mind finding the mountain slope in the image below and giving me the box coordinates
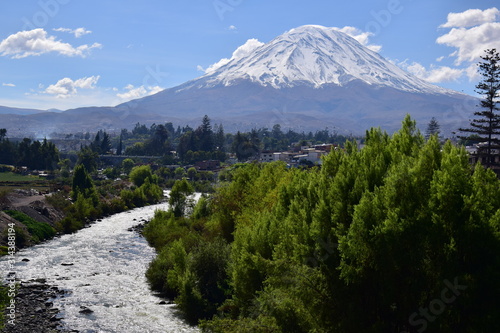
[1,25,476,136]
[190,25,450,94]
[114,25,473,134]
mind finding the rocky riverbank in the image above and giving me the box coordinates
[0,278,75,333]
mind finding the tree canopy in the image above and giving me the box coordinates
[144,115,500,332]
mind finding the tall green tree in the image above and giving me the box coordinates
[169,179,194,217]
[77,147,98,173]
[71,164,96,201]
[425,117,441,140]
[214,124,225,152]
[459,49,500,168]
[100,131,111,154]
[117,134,123,156]
[198,115,214,152]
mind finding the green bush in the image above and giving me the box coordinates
[129,165,157,187]
[4,210,56,243]
[45,191,72,211]
[57,216,83,234]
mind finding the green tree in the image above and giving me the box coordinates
[129,165,156,187]
[148,124,169,155]
[169,179,194,217]
[187,167,197,180]
[175,167,186,179]
[0,128,6,141]
[117,134,123,156]
[58,158,71,178]
[121,158,135,174]
[214,124,225,151]
[100,131,111,154]
[71,164,97,202]
[425,116,441,140]
[232,131,258,161]
[198,115,214,152]
[77,147,98,173]
[459,49,500,168]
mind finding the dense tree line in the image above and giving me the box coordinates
[176,116,226,163]
[121,116,354,164]
[144,116,500,332]
[0,131,59,170]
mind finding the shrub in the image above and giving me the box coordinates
[45,191,72,211]
[129,165,157,187]
[4,210,56,243]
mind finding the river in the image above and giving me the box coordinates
[0,200,199,333]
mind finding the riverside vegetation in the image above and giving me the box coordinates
[0,163,163,329]
[144,116,500,332]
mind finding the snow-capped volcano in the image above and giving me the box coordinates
[1,25,475,136]
[194,25,450,94]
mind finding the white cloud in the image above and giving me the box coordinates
[201,38,264,74]
[333,26,382,52]
[53,27,92,38]
[425,67,464,83]
[2,83,15,87]
[436,8,500,66]
[437,22,500,65]
[465,63,481,81]
[44,76,100,98]
[0,29,101,59]
[440,7,499,28]
[228,25,237,31]
[401,61,464,83]
[116,84,163,100]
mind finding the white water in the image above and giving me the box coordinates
[0,201,199,333]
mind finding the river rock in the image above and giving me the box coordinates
[78,306,93,314]
[0,280,72,333]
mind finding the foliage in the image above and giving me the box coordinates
[45,190,72,211]
[169,179,194,217]
[176,115,227,163]
[459,48,500,167]
[425,116,441,140]
[90,130,112,154]
[232,131,259,161]
[125,124,172,156]
[71,164,98,204]
[121,158,135,174]
[143,115,500,332]
[4,210,56,244]
[77,147,99,173]
[0,137,59,170]
[129,165,158,187]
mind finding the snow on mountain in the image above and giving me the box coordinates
[192,25,452,94]
[1,25,475,136]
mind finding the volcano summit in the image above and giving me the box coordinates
[2,25,475,136]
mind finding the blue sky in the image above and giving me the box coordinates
[0,0,499,110]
